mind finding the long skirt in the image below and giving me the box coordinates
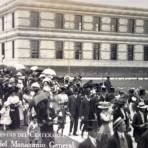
[9,106,20,129]
[40,123,55,148]
[97,122,112,148]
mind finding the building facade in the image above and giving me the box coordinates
[0,0,148,76]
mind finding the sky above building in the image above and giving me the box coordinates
[69,0,148,9]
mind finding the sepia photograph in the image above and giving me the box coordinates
[0,0,148,147]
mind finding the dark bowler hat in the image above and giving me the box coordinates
[109,87,115,93]
[139,89,145,96]
[128,88,135,94]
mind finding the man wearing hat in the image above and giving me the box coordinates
[68,89,81,136]
[97,101,113,148]
[106,87,115,102]
[30,82,55,148]
[78,123,99,148]
[104,76,112,92]
[132,102,148,148]
[113,98,131,132]
[80,88,98,137]
[107,117,133,148]
[100,86,107,101]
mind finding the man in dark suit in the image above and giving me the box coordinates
[104,76,112,92]
[132,102,147,148]
[113,98,131,132]
[80,89,98,137]
[68,90,81,136]
[107,117,133,148]
[79,93,90,137]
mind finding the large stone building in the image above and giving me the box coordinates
[0,0,148,76]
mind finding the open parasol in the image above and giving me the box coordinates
[30,66,39,71]
[42,68,56,76]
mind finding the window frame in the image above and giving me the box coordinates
[93,43,100,60]
[75,15,83,31]
[111,17,119,32]
[1,43,5,58]
[128,19,135,33]
[127,45,134,61]
[30,40,40,58]
[55,41,63,59]
[12,12,15,28]
[93,16,101,32]
[144,20,148,34]
[55,13,64,29]
[2,16,4,31]
[75,42,82,60]
[30,11,40,28]
[12,41,15,58]
[110,44,118,60]
[144,45,148,61]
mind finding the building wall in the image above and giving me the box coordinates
[0,1,148,70]
[15,10,30,27]
[1,38,146,63]
[15,39,30,58]
[0,9,146,34]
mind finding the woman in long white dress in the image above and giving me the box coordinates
[7,87,20,129]
[0,102,11,130]
[97,102,113,148]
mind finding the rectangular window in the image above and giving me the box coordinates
[111,18,118,32]
[111,44,117,60]
[12,12,15,28]
[55,13,64,29]
[144,20,148,34]
[55,41,63,59]
[75,15,83,30]
[128,19,135,33]
[2,16,4,31]
[12,41,15,58]
[144,45,148,61]
[30,40,40,58]
[75,42,82,60]
[1,43,5,59]
[30,11,39,27]
[93,16,101,31]
[93,43,100,60]
[127,45,134,61]
[2,43,5,55]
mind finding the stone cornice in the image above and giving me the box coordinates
[1,29,148,44]
[1,0,148,17]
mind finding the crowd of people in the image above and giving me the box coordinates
[0,66,148,148]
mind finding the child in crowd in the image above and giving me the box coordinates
[27,116,40,144]
[57,103,67,135]
[0,101,11,130]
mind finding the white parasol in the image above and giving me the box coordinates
[42,68,56,76]
[30,66,39,71]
